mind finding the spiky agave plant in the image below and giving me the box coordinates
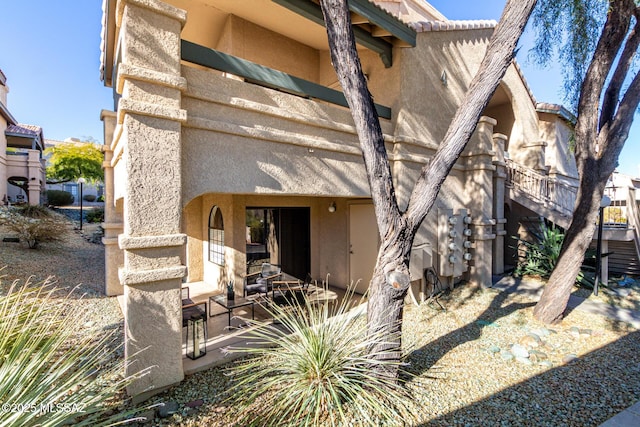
[0,277,146,427]
[225,283,416,427]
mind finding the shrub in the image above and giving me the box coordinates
[0,277,148,426]
[513,224,564,279]
[225,285,416,426]
[0,206,68,249]
[86,208,104,224]
[96,195,105,202]
[82,194,96,202]
[46,190,74,206]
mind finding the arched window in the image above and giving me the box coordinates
[209,206,225,266]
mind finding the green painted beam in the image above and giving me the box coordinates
[272,0,393,67]
[181,40,392,119]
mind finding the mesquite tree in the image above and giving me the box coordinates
[533,0,640,323]
[318,0,537,374]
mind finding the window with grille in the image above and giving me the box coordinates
[209,206,225,266]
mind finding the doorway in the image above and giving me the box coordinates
[246,207,310,279]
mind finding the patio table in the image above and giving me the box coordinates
[209,294,255,327]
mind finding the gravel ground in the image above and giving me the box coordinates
[1,222,639,426]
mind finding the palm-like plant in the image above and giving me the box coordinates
[0,277,146,427]
[224,284,416,427]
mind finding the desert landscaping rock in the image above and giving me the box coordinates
[2,221,640,426]
[511,343,530,358]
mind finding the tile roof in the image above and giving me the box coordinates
[6,124,39,137]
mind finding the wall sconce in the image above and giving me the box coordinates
[328,202,336,213]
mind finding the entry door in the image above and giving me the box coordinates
[349,204,379,295]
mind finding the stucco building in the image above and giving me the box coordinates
[100,0,625,398]
[0,69,46,206]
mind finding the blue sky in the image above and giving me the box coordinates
[0,0,638,176]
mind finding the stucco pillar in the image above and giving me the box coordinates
[463,116,497,287]
[114,0,188,398]
[101,110,124,296]
[492,133,508,275]
[26,150,42,205]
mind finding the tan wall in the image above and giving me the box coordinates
[540,112,578,183]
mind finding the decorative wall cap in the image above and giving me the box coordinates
[536,102,577,124]
[118,265,187,286]
[415,19,497,32]
[119,233,187,250]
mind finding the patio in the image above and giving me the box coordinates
[179,280,345,375]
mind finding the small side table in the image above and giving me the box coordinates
[209,294,255,327]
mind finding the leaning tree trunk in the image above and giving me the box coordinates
[532,167,604,323]
[533,0,640,324]
[319,0,536,377]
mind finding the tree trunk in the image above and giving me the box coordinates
[533,0,640,323]
[533,168,604,323]
[319,0,535,376]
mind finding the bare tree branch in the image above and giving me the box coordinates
[599,10,640,130]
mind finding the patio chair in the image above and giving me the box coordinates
[243,263,282,297]
[181,286,207,328]
[272,273,314,305]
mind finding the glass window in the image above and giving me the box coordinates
[209,206,225,266]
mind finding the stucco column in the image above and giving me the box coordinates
[492,133,508,275]
[114,0,188,398]
[101,110,124,296]
[463,116,497,287]
[26,150,42,205]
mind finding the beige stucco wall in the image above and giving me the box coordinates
[540,112,578,184]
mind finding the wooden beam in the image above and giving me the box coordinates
[272,0,394,67]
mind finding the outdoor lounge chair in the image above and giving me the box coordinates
[243,263,282,297]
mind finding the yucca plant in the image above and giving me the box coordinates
[513,224,564,279]
[0,276,147,427]
[224,284,416,427]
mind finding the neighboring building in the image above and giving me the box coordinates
[98,0,638,398]
[45,138,105,203]
[0,69,46,205]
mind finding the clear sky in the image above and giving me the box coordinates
[0,0,637,176]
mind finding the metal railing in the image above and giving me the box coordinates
[505,159,577,217]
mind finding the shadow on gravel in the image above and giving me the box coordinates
[406,281,535,375]
[416,330,640,426]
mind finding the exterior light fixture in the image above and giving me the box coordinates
[186,314,207,360]
[77,177,86,231]
[328,202,336,213]
[594,195,612,296]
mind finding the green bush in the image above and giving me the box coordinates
[225,285,416,426]
[513,224,564,279]
[86,208,104,224]
[46,190,74,207]
[0,206,68,249]
[0,277,148,426]
[82,194,96,202]
[96,195,105,202]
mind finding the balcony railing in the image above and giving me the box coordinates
[505,159,577,217]
[180,40,392,120]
